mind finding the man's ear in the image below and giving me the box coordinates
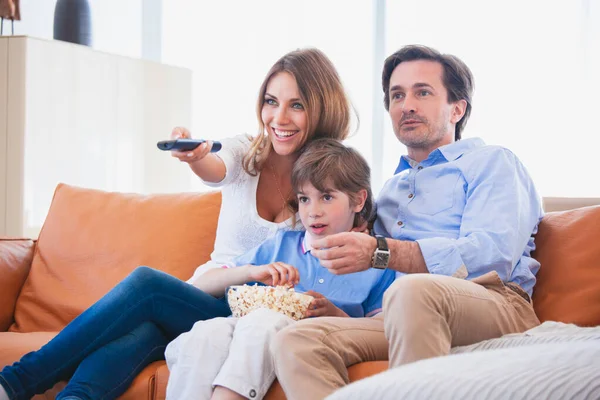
[352,189,368,213]
[450,99,467,124]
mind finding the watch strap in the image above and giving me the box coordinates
[375,235,388,251]
[371,235,390,269]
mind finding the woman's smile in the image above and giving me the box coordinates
[272,127,300,140]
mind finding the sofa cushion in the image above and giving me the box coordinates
[0,331,65,400]
[10,184,221,333]
[0,331,57,367]
[532,205,600,326]
[0,238,35,331]
[154,361,391,400]
[0,330,163,400]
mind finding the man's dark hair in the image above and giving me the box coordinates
[382,45,474,141]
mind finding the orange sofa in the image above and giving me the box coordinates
[1,184,600,400]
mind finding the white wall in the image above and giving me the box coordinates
[7,0,143,59]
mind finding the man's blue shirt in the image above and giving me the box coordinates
[374,138,543,296]
[234,230,396,318]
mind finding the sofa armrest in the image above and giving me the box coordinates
[0,238,35,331]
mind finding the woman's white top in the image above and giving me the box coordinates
[187,134,301,286]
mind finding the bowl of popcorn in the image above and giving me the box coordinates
[227,284,314,321]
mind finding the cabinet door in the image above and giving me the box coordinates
[5,36,27,238]
[0,39,8,235]
[18,38,119,237]
[4,37,191,237]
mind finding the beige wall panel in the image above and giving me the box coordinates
[0,38,8,235]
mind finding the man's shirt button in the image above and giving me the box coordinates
[318,278,325,284]
[408,193,414,199]
[397,221,404,226]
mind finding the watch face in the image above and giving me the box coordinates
[376,253,389,265]
[373,250,390,269]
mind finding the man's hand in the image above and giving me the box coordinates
[303,291,348,318]
[311,232,377,275]
[350,220,369,234]
[248,262,299,287]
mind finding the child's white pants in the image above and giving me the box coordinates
[165,308,295,400]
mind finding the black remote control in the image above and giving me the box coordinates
[157,139,222,152]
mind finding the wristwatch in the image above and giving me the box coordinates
[371,235,390,269]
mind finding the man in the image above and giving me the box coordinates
[270,45,543,400]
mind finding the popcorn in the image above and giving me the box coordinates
[227,284,314,321]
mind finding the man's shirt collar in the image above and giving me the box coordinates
[438,137,485,162]
[395,138,486,174]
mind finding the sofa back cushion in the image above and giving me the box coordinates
[10,184,221,333]
[532,205,600,326]
[0,238,35,331]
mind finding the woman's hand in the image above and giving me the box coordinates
[248,262,299,287]
[303,291,348,318]
[169,126,215,164]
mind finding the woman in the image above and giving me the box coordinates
[0,48,353,400]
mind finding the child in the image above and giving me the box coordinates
[165,138,396,400]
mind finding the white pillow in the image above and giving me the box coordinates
[326,340,600,400]
[451,321,600,354]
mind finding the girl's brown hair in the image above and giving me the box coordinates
[243,48,354,175]
[291,138,373,228]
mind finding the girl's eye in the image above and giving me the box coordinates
[298,196,308,203]
[265,98,277,106]
[323,194,333,201]
[291,102,304,110]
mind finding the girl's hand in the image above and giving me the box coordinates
[169,126,214,164]
[248,262,299,287]
[303,291,348,318]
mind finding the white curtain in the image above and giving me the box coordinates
[384,0,600,197]
[161,0,375,191]
[162,0,599,197]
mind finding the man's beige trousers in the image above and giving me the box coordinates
[271,272,540,400]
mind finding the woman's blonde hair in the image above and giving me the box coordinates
[243,48,354,175]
